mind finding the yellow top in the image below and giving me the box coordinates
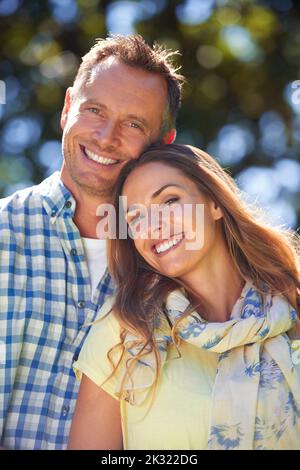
[73,300,219,450]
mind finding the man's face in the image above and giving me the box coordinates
[60,57,175,200]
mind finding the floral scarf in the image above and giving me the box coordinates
[112,281,300,450]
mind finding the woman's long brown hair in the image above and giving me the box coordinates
[105,144,300,398]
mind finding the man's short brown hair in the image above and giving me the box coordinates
[73,34,185,133]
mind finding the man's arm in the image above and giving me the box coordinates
[68,373,123,450]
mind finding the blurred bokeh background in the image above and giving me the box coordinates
[0,0,299,229]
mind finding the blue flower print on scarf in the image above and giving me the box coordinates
[209,423,244,449]
[254,416,287,449]
[177,313,207,340]
[245,361,261,377]
[241,288,265,319]
[117,283,300,449]
[285,392,300,424]
[259,357,285,390]
[202,334,222,350]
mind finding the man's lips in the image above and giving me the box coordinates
[80,145,120,165]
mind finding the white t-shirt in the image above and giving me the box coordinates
[82,237,107,299]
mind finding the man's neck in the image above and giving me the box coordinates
[73,200,105,238]
[60,172,111,239]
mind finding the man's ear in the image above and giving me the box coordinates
[161,128,176,145]
[60,87,73,130]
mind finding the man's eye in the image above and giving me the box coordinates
[88,107,100,114]
[127,121,142,130]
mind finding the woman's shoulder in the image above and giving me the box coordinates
[89,295,120,334]
[79,295,122,360]
[74,295,122,393]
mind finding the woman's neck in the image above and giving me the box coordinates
[181,241,245,323]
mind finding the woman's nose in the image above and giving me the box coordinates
[148,207,171,240]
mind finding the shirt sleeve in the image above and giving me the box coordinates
[73,296,122,400]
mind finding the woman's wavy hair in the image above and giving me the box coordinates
[105,144,300,397]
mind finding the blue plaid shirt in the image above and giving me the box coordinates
[0,171,115,449]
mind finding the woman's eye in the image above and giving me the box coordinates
[128,218,138,227]
[164,197,179,205]
[128,213,145,227]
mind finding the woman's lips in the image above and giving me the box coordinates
[151,233,185,256]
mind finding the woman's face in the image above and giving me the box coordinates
[121,161,223,280]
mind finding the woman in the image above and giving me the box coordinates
[69,144,300,450]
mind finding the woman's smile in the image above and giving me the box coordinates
[122,160,223,280]
[151,233,185,256]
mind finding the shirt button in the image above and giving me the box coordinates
[78,300,85,309]
[70,248,77,256]
[62,405,70,417]
[73,350,79,361]
[51,209,57,217]
[64,200,72,209]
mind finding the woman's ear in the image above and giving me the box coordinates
[209,200,223,221]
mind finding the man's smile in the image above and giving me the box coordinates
[81,145,120,166]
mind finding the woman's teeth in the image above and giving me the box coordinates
[155,237,182,254]
[85,148,118,165]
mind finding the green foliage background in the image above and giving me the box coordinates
[0,0,299,228]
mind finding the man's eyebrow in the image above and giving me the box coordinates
[82,101,149,127]
[126,184,183,215]
[83,99,107,108]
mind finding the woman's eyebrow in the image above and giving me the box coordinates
[126,184,183,215]
[151,183,183,200]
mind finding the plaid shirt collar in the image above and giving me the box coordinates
[40,171,76,220]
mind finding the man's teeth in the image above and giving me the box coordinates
[85,148,118,165]
[155,237,182,254]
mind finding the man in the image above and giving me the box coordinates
[0,34,184,449]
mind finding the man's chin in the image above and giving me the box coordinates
[70,174,115,200]
[78,182,114,199]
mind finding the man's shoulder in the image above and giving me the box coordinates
[0,172,61,214]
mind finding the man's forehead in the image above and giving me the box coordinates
[88,57,167,92]
[90,56,120,78]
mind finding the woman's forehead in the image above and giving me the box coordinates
[123,161,189,191]
[121,161,206,212]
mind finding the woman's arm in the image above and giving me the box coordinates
[68,373,123,450]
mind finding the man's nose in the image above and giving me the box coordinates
[92,120,118,147]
